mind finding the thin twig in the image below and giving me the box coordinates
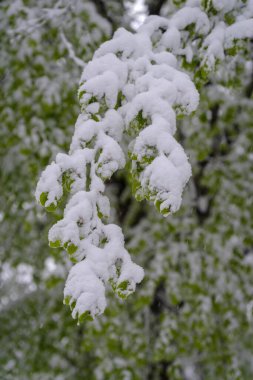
[60,31,85,68]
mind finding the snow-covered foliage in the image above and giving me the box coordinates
[1,0,253,379]
[36,0,253,321]
[0,0,114,275]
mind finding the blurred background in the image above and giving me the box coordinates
[1,1,253,379]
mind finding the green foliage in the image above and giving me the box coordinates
[129,111,150,135]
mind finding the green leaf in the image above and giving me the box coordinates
[49,239,61,248]
[78,311,93,323]
[67,243,78,255]
[39,192,48,207]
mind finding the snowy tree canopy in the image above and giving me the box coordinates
[36,0,253,322]
[1,0,253,379]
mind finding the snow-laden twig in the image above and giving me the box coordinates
[60,31,86,68]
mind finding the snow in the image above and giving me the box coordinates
[212,0,237,12]
[160,27,181,52]
[36,5,253,319]
[35,162,63,207]
[35,14,198,319]
[81,71,120,108]
[225,19,253,47]
[170,7,210,34]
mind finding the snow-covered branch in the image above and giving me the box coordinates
[60,32,86,68]
[36,0,253,321]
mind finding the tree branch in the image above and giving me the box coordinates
[60,31,85,68]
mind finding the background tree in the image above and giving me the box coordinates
[1,1,253,379]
